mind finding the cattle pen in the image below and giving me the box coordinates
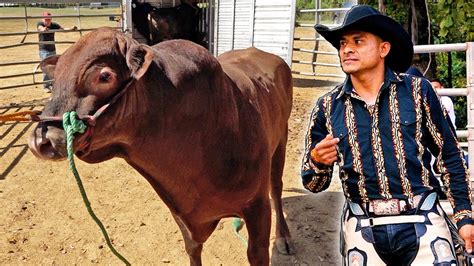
[0,0,296,91]
[1,1,329,265]
[1,1,474,265]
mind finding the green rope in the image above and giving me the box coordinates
[231,218,248,246]
[63,111,131,266]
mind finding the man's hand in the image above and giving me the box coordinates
[310,134,340,166]
[459,224,474,253]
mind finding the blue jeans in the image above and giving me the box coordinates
[39,49,56,88]
[372,222,418,265]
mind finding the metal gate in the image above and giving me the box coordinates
[213,0,296,65]
[292,0,356,78]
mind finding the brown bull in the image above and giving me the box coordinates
[28,27,294,265]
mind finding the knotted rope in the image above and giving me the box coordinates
[63,111,130,266]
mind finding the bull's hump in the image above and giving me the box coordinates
[153,40,223,87]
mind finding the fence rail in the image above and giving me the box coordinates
[292,0,355,77]
[0,2,124,90]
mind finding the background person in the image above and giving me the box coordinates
[303,5,473,265]
[431,78,470,168]
[37,11,76,92]
[431,78,456,129]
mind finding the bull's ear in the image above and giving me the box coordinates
[126,44,154,80]
[40,55,60,80]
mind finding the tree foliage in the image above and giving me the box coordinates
[435,0,473,42]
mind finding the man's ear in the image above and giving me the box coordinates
[380,41,391,59]
[40,55,60,79]
[126,44,154,80]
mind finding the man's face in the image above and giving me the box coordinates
[339,31,391,75]
[43,18,52,27]
[431,81,443,90]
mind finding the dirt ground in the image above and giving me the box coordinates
[1,22,347,265]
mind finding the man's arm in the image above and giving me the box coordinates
[421,78,474,249]
[301,95,339,192]
[51,22,77,31]
[37,22,47,31]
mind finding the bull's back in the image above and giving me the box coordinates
[218,48,293,148]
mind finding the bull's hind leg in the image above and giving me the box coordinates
[271,133,295,255]
[242,196,272,265]
[172,214,219,266]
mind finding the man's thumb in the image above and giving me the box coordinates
[466,235,473,253]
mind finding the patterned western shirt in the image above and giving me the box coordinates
[301,68,473,228]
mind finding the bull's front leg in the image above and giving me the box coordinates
[172,214,219,266]
[242,196,272,265]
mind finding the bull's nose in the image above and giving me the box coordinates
[28,131,53,159]
[28,128,66,161]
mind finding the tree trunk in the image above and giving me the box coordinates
[408,0,437,79]
[378,0,386,14]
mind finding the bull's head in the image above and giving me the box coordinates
[28,27,155,163]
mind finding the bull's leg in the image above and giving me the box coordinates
[271,134,295,255]
[172,214,218,266]
[242,196,271,265]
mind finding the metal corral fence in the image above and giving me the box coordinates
[292,0,356,78]
[0,1,123,90]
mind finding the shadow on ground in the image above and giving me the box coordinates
[293,78,341,88]
[0,104,43,179]
[271,190,345,265]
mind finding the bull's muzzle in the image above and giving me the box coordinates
[28,123,67,161]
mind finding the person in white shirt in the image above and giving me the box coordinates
[431,78,456,129]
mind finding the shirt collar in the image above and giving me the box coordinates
[336,68,403,99]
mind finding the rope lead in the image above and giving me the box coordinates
[232,218,248,246]
[63,111,131,266]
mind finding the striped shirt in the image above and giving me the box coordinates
[301,68,473,228]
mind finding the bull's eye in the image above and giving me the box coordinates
[99,72,111,82]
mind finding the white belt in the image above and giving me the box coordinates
[360,215,426,227]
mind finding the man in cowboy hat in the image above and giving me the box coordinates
[301,5,473,265]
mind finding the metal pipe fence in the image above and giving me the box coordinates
[292,0,355,78]
[0,1,123,90]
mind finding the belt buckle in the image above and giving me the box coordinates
[371,199,401,215]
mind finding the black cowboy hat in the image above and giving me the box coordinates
[315,5,413,73]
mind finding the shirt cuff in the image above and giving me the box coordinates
[301,161,333,193]
[454,209,474,228]
[309,159,331,174]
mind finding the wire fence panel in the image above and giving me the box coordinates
[0,2,123,90]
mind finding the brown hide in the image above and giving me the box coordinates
[28,27,294,265]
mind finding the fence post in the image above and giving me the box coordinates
[466,42,474,187]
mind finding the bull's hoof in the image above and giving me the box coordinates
[275,237,296,255]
